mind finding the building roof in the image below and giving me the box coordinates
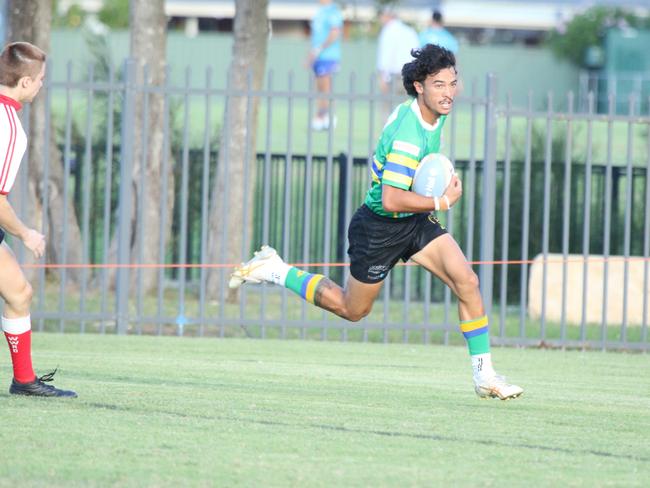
[63,0,650,31]
[170,0,650,29]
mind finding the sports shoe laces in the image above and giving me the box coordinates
[37,368,59,384]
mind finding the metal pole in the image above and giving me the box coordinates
[116,59,136,334]
[0,0,6,44]
[479,74,498,314]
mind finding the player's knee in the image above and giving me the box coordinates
[11,280,33,310]
[456,269,480,297]
[344,306,371,322]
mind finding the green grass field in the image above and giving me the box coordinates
[1,334,648,487]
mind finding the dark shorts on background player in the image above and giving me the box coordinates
[347,204,448,284]
[0,228,4,245]
[312,59,340,77]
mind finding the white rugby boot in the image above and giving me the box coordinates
[228,245,287,289]
[474,374,523,400]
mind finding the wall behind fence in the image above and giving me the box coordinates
[49,29,579,108]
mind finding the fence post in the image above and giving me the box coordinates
[480,74,498,315]
[116,59,136,334]
[336,151,348,263]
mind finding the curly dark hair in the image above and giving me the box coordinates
[402,44,456,97]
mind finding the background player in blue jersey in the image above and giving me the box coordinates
[307,0,343,131]
[232,44,522,400]
[419,10,459,54]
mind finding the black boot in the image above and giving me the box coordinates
[9,369,77,398]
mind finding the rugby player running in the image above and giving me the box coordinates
[230,44,522,400]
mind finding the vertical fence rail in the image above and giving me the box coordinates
[177,67,192,337]
[198,66,213,337]
[621,95,635,344]
[518,93,533,339]
[479,73,497,315]
[79,64,94,333]
[136,64,150,336]
[498,94,513,340]
[99,64,116,334]
[560,92,574,344]
[36,66,54,332]
[601,95,615,349]
[641,119,650,344]
[116,59,135,334]
[540,92,553,341]
[580,93,595,344]
[58,61,74,333]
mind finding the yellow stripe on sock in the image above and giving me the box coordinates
[459,315,488,333]
[305,275,324,303]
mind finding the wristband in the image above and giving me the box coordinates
[433,196,440,212]
[443,195,451,209]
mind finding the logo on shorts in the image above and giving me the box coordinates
[428,214,446,229]
[367,265,389,280]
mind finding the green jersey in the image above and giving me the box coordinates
[364,98,447,218]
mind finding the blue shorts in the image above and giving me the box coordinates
[312,59,340,78]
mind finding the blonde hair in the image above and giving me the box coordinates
[0,42,46,87]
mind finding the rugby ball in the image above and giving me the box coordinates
[411,153,454,198]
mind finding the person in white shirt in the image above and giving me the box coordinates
[376,7,419,117]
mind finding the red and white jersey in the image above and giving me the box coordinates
[0,94,27,195]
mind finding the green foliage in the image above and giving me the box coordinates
[511,120,582,165]
[547,6,650,67]
[98,0,129,29]
[52,1,86,28]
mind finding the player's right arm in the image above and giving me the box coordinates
[382,174,462,213]
[0,195,45,258]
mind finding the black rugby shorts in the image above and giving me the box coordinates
[347,204,448,284]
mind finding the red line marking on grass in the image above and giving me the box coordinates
[20,256,650,269]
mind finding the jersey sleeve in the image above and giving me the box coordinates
[0,107,20,195]
[381,125,422,191]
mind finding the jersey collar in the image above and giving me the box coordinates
[0,94,22,110]
[410,98,439,131]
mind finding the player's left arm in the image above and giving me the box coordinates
[323,18,342,48]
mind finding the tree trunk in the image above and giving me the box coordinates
[206,0,269,301]
[126,0,173,292]
[7,0,83,285]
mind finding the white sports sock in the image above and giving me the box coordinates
[2,315,31,334]
[265,261,291,286]
[471,353,496,379]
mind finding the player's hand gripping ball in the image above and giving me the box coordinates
[411,153,455,198]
